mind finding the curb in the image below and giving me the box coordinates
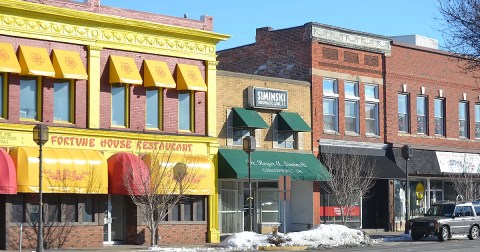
[258,246,308,251]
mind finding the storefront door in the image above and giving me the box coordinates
[219,181,243,234]
[104,195,125,244]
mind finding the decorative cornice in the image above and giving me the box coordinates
[311,24,391,56]
[387,72,474,90]
[0,0,230,61]
[319,139,388,150]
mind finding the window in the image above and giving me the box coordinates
[459,102,469,138]
[0,74,4,118]
[179,91,193,131]
[278,131,295,149]
[345,81,359,134]
[259,190,279,224]
[435,98,445,136]
[54,80,73,123]
[417,96,427,134]
[111,84,128,127]
[11,195,24,223]
[323,78,338,132]
[20,77,39,120]
[398,94,409,132]
[476,104,480,138]
[164,196,206,222]
[146,89,162,129]
[83,195,94,222]
[365,84,379,135]
[233,128,250,146]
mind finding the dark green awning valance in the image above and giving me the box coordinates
[278,112,311,132]
[218,148,330,181]
[232,108,269,129]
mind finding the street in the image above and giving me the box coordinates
[324,238,480,252]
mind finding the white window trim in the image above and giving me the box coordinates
[323,97,339,133]
[416,96,427,135]
[345,100,359,134]
[434,98,445,136]
[365,102,379,136]
[323,78,338,96]
[398,93,409,133]
[459,101,468,138]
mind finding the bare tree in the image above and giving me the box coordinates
[320,152,376,225]
[122,151,200,247]
[446,153,480,201]
[437,0,480,76]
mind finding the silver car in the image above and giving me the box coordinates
[408,201,480,241]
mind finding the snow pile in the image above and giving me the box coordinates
[219,224,374,250]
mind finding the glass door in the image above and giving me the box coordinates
[104,195,125,244]
[219,183,243,234]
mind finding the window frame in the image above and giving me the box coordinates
[434,98,445,136]
[475,104,480,139]
[178,91,194,132]
[233,127,252,146]
[111,83,129,128]
[53,79,75,124]
[277,130,296,149]
[345,81,360,134]
[416,96,428,135]
[323,78,339,133]
[19,76,41,121]
[365,84,379,136]
[459,101,469,138]
[145,88,163,130]
[162,196,207,223]
[398,93,410,133]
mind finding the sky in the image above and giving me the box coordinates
[100,0,444,51]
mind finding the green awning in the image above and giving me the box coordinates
[232,108,269,128]
[218,149,330,181]
[278,112,311,132]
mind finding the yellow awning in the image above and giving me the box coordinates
[9,147,108,194]
[109,55,143,85]
[0,42,21,73]
[142,153,214,195]
[143,60,176,88]
[18,45,55,77]
[52,49,88,80]
[175,63,207,91]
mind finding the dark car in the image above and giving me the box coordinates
[408,201,480,241]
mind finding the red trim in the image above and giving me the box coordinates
[319,206,361,217]
[107,152,148,195]
[0,148,17,194]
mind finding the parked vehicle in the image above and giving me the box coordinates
[408,201,480,241]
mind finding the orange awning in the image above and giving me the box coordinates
[0,42,21,73]
[142,153,214,195]
[9,147,108,194]
[0,148,17,194]
[108,152,149,195]
[109,55,143,85]
[175,64,207,91]
[143,60,176,88]
[18,45,55,77]
[52,49,88,80]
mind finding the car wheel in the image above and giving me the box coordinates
[438,226,449,242]
[468,225,479,240]
[411,231,423,241]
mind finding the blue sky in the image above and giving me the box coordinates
[101,0,443,51]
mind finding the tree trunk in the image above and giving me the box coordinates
[149,226,156,247]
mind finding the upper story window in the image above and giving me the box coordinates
[53,80,73,123]
[345,81,359,134]
[146,89,162,130]
[179,91,193,131]
[20,76,39,121]
[398,94,409,133]
[323,78,338,132]
[0,74,4,119]
[278,131,295,149]
[416,96,427,134]
[111,84,128,127]
[475,104,480,138]
[365,84,379,135]
[434,98,445,136]
[459,101,469,138]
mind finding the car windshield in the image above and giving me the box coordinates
[425,204,455,217]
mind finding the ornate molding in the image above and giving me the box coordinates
[311,25,391,56]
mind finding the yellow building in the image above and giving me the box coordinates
[0,0,228,249]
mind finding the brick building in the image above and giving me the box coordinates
[217,23,405,230]
[385,37,480,224]
[0,0,227,250]
[215,71,330,234]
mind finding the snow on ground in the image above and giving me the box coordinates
[141,224,377,251]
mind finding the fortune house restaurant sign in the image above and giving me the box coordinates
[247,86,288,110]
